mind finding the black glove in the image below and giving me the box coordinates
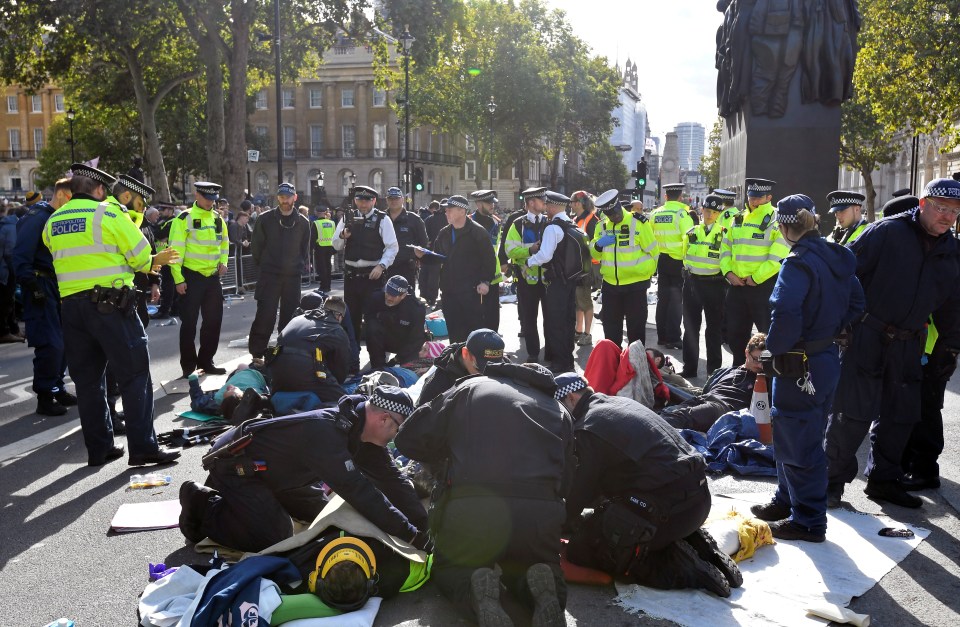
[27,282,46,307]
[410,529,434,553]
[928,346,959,382]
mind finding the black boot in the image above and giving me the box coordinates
[230,388,266,424]
[36,392,68,416]
[111,410,127,435]
[54,390,78,406]
[685,528,743,587]
[179,480,216,543]
[629,540,731,598]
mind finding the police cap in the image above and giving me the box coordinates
[826,190,865,213]
[117,174,156,200]
[71,163,117,188]
[744,178,776,197]
[194,181,222,200]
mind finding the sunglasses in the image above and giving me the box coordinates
[355,195,375,201]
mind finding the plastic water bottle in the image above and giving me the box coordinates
[129,473,172,489]
[45,619,75,627]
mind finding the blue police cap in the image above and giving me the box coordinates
[386,186,403,198]
[775,194,815,224]
[826,190,865,213]
[702,194,723,211]
[921,178,960,200]
[553,372,588,400]
[545,191,571,206]
[277,182,296,196]
[745,178,776,197]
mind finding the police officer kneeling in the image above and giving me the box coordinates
[178,386,430,553]
[364,275,427,370]
[554,373,741,597]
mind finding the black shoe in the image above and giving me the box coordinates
[470,566,513,627]
[826,483,844,508]
[679,371,698,379]
[111,411,127,436]
[685,528,743,588]
[36,393,68,416]
[769,519,825,543]
[865,480,923,508]
[88,444,125,467]
[129,447,181,466]
[661,341,683,350]
[230,388,265,424]
[54,390,78,406]
[179,480,215,543]
[900,473,941,491]
[526,563,564,627]
[200,364,227,375]
[750,498,791,522]
[672,539,731,597]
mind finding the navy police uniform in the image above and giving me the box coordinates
[386,188,429,291]
[268,308,351,403]
[364,283,427,369]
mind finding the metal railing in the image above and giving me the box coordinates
[250,147,462,166]
[0,149,39,160]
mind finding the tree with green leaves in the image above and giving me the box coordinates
[700,119,722,190]
[576,142,629,193]
[839,93,901,220]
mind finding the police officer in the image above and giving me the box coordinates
[469,189,504,333]
[590,190,659,347]
[364,275,427,369]
[826,190,868,246]
[312,207,336,292]
[555,373,738,597]
[826,178,960,509]
[396,361,573,625]
[169,181,230,376]
[42,164,180,467]
[413,196,496,342]
[681,194,728,377]
[248,182,311,361]
[416,328,505,406]
[503,186,548,361]
[385,186,428,290]
[720,177,790,367]
[178,386,431,553]
[713,188,740,229]
[527,191,581,373]
[331,185,399,338]
[750,195,864,542]
[112,174,160,326]
[651,183,695,349]
[269,295,351,405]
[12,178,76,416]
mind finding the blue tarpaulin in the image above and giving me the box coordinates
[680,409,777,476]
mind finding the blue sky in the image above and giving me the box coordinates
[544,0,723,140]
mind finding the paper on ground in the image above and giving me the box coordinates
[110,499,181,533]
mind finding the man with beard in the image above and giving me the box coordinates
[385,187,428,290]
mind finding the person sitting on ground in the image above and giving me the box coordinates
[364,275,427,370]
[659,333,767,432]
[187,363,269,420]
[402,340,447,376]
[646,348,701,397]
[179,385,431,553]
[415,328,505,406]
[555,373,741,598]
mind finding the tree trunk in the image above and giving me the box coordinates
[222,7,255,204]
[861,166,877,222]
[198,33,225,185]
[139,103,173,202]
[516,153,526,190]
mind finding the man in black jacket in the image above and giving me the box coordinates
[420,200,446,306]
[413,195,496,342]
[385,187,428,290]
[248,182,311,360]
[364,275,427,369]
[415,328,505,406]
[555,374,739,598]
[179,386,431,553]
[396,362,573,626]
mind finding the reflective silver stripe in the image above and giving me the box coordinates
[766,252,787,261]
[737,254,768,262]
[56,265,131,281]
[687,266,720,275]
[733,237,773,247]
[92,201,113,246]
[603,255,653,269]
[685,253,718,265]
[125,238,148,261]
[187,251,223,261]
[720,251,733,259]
[169,239,186,247]
[51,244,120,259]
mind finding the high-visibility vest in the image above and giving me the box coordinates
[42,197,152,297]
[683,222,725,276]
[716,205,741,230]
[168,203,229,282]
[314,219,336,247]
[718,202,790,284]
[576,211,600,265]
[472,211,503,285]
[504,216,546,285]
[829,219,868,247]
[590,212,659,286]
[651,200,694,261]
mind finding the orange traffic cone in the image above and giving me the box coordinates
[752,373,773,444]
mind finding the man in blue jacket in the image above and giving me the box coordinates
[825,178,960,509]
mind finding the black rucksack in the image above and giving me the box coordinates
[549,219,591,284]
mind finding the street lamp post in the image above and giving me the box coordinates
[400,26,415,207]
[487,96,497,189]
[66,108,76,163]
[273,0,283,186]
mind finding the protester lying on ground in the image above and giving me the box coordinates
[178,386,430,553]
[415,328,504,406]
[645,348,701,398]
[400,340,446,376]
[554,373,741,597]
[659,333,766,432]
[187,363,269,420]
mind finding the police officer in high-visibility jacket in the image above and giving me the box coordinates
[590,190,659,347]
[42,164,180,467]
[503,186,548,361]
[651,183,695,349]
[469,189,504,333]
[719,178,790,367]
[168,181,230,377]
[714,188,740,230]
[826,190,868,246]
[681,194,727,377]
[312,207,337,292]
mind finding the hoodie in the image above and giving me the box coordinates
[767,232,865,355]
[416,341,469,406]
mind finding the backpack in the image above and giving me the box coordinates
[550,219,591,285]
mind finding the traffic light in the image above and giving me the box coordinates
[413,167,424,192]
[634,159,648,191]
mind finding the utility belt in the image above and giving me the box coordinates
[266,345,331,380]
[34,269,57,281]
[446,480,561,503]
[859,312,924,343]
[688,272,725,282]
[65,284,138,314]
[759,341,830,395]
[343,264,378,280]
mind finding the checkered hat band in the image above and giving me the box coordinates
[554,378,588,400]
[474,192,496,200]
[121,179,154,199]
[525,190,546,199]
[748,184,773,193]
[830,196,862,207]
[370,391,413,417]
[925,186,960,198]
[447,198,469,209]
[714,190,736,199]
[776,212,800,224]
[74,167,115,187]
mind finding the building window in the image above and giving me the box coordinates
[284,171,295,185]
[340,170,355,197]
[8,129,21,157]
[6,96,17,113]
[255,125,268,138]
[427,171,434,195]
[310,125,323,157]
[372,89,386,107]
[283,126,296,158]
[342,125,356,158]
[371,170,384,195]
[10,168,21,190]
[33,128,43,152]
[54,94,64,113]
[255,90,268,110]
[309,88,322,108]
[31,95,42,113]
[281,88,295,109]
[256,171,269,193]
[373,124,387,158]
[427,132,433,154]
[341,88,354,107]
[465,160,476,181]
[413,128,420,153]
[465,136,476,153]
